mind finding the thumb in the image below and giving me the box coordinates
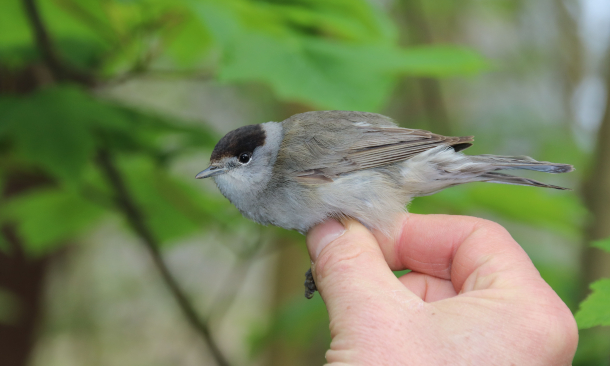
[306,219,421,321]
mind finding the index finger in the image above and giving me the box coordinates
[374,214,541,292]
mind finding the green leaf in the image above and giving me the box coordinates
[219,34,486,111]
[256,0,397,43]
[219,33,395,110]
[0,85,141,183]
[0,85,216,193]
[165,13,214,67]
[575,279,610,329]
[1,88,96,183]
[592,237,610,253]
[96,104,217,158]
[0,188,106,256]
[394,269,411,278]
[39,0,109,46]
[397,46,489,76]
[0,0,112,67]
[1,87,89,182]
[189,0,488,111]
[0,0,34,63]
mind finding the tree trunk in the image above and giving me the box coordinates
[0,169,58,366]
[578,57,610,366]
[0,228,52,366]
[581,64,610,287]
[0,63,60,366]
[400,0,452,135]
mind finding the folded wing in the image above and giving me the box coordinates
[277,111,473,183]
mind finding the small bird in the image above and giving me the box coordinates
[196,110,573,298]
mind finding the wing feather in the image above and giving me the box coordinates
[276,111,474,183]
[346,129,473,171]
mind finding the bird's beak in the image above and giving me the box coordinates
[195,165,225,179]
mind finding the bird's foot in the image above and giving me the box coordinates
[304,268,317,299]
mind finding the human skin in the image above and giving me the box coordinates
[306,214,578,366]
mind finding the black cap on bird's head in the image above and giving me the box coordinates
[196,124,267,179]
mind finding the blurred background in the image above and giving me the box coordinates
[1,0,609,365]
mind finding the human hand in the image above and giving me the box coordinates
[306,214,578,366]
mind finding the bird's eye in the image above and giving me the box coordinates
[238,152,251,164]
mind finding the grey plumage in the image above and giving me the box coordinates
[197,110,574,236]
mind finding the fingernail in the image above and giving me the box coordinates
[307,219,346,261]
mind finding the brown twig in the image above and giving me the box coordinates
[96,149,231,366]
[21,0,231,363]
[21,0,95,85]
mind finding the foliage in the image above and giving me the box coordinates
[591,237,610,253]
[0,84,222,255]
[0,0,488,254]
[0,0,488,109]
[175,0,487,110]
[576,279,610,329]
[1,86,127,182]
[0,0,599,365]
[0,1,489,363]
[1,188,106,256]
[575,237,610,329]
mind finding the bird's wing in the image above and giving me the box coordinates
[342,126,473,171]
[277,111,473,184]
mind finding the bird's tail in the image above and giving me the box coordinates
[479,172,570,190]
[471,155,574,190]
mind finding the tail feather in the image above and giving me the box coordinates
[411,149,573,195]
[479,172,570,190]
[471,154,574,174]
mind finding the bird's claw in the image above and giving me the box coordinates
[304,268,317,299]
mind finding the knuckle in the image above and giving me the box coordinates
[314,234,374,282]
[543,304,579,359]
[517,298,578,362]
[473,218,512,239]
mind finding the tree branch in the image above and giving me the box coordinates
[96,149,231,366]
[21,0,95,85]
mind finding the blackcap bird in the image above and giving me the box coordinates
[196,110,573,298]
